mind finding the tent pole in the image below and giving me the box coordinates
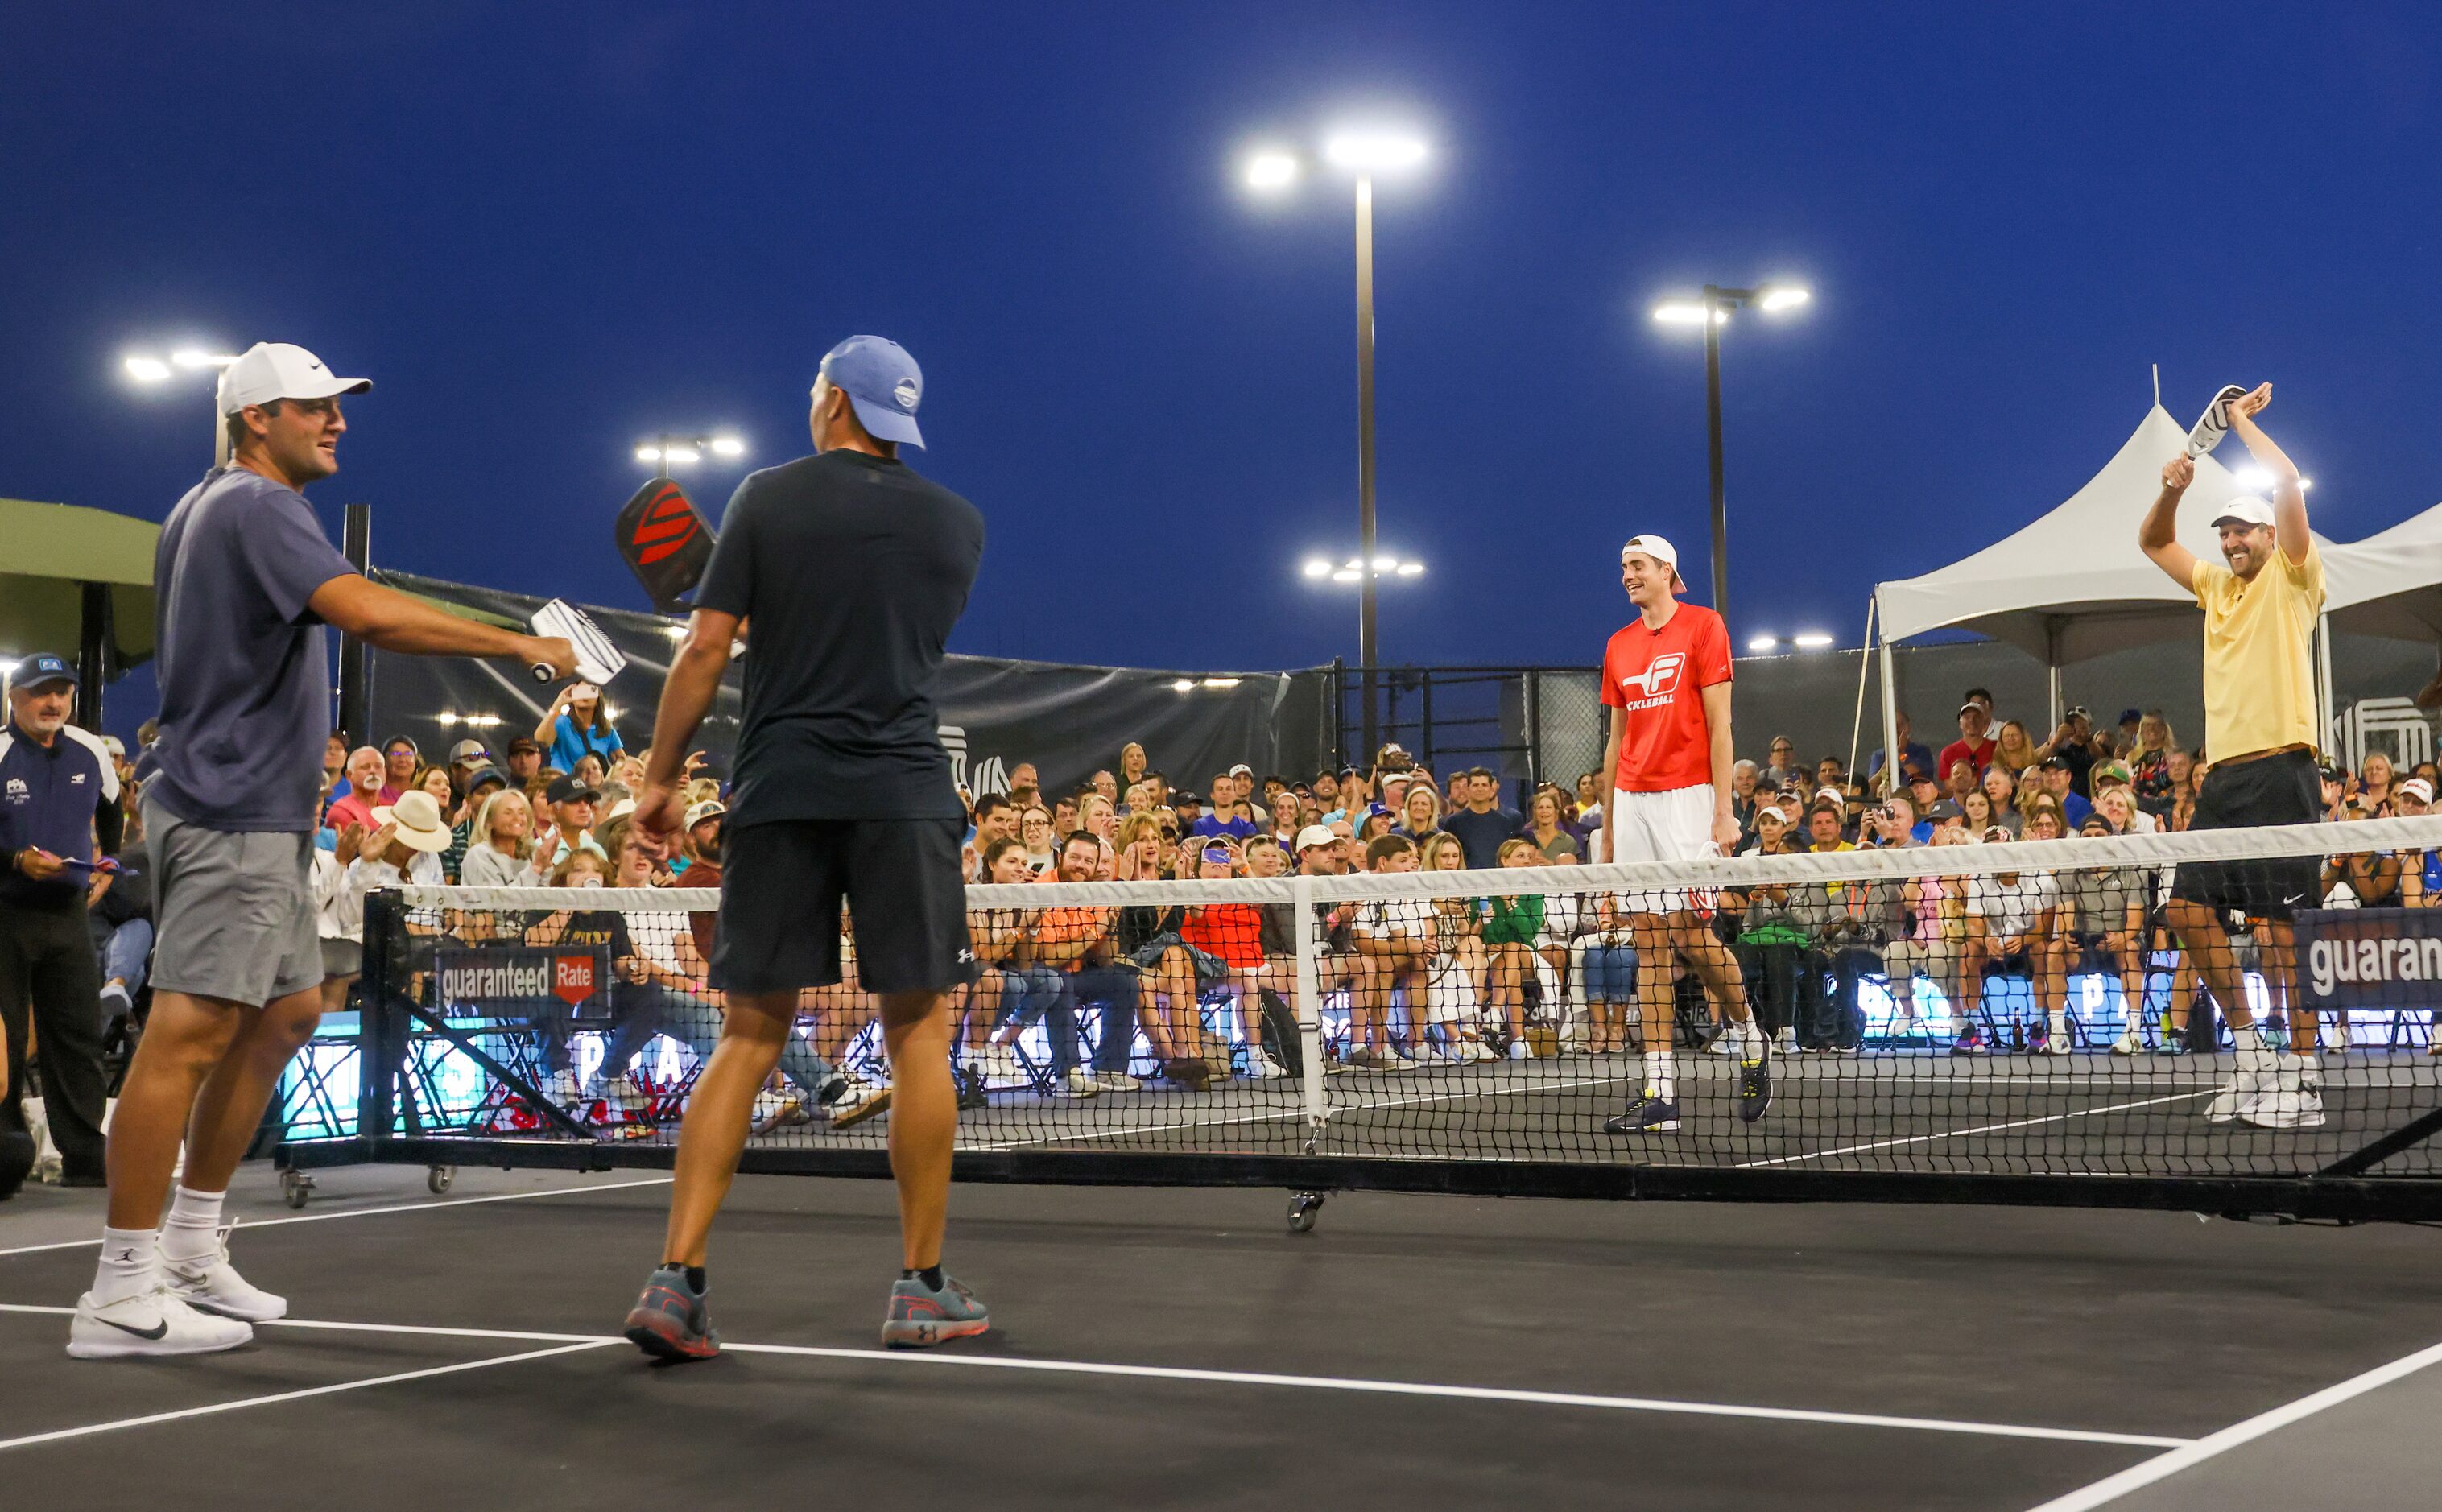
[2317,612,2336,760]
[1878,622,1900,798]
[2046,618,2063,732]
[1849,593,1877,781]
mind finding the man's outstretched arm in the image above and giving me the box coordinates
[2222,383,2310,564]
[309,574,574,674]
[634,607,740,845]
[2139,456,2201,590]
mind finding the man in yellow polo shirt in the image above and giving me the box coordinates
[2139,381,2323,1130]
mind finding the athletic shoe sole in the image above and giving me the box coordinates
[1736,1064,1774,1123]
[829,1089,893,1130]
[622,1305,720,1362]
[880,1316,990,1349]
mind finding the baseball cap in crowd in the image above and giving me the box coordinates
[685,799,727,830]
[1200,841,1236,865]
[1958,701,1982,716]
[2065,706,2091,721]
[1754,805,1789,826]
[448,739,491,766]
[2080,813,2114,835]
[1929,799,1965,820]
[6,653,76,692]
[2401,778,2436,805]
[1907,769,1937,786]
[216,342,371,415]
[818,335,925,449]
[465,767,509,795]
[384,735,419,758]
[371,791,452,853]
[2212,496,2277,531]
[604,797,637,822]
[2094,761,2133,787]
[1295,824,1338,853]
[546,775,600,806]
[1619,535,1688,593]
[1815,785,1846,805]
[1173,790,1205,807]
[2037,754,2071,771]
[506,736,541,757]
[2117,708,2142,726]
[101,735,126,760]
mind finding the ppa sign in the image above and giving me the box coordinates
[2295,907,2442,1008]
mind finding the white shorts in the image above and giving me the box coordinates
[1611,785,1721,917]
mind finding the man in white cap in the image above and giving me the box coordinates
[71,343,576,1360]
[2142,382,2324,1129]
[1596,535,1771,1135]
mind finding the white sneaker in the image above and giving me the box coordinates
[542,1069,583,1108]
[750,1088,802,1133]
[2111,1029,2139,1056]
[1248,1051,1287,1080]
[973,1043,1024,1088]
[1506,1038,1530,1060]
[825,1080,893,1129]
[1708,1034,1742,1057]
[1093,1070,1142,1092]
[2206,1065,2274,1124]
[1774,1027,1798,1055]
[164,1225,287,1322]
[2240,1080,2327,1130]
[1060,1068,1102,1098]
[68,1285,252,1360]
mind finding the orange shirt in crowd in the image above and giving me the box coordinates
[1180,904,1264,968]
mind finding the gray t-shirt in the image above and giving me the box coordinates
[138,467,356,832]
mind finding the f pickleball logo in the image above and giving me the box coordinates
[1621,652,1687,702]
[634,482,700,565]
[615,477,718,613]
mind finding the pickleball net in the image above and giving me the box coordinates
[283,815,2442,1221]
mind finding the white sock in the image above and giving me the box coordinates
[1734,1016,1764,1059]
[162,1186,226,1266]
[93,1226,160,1305]
[1642,1052,1675,1102]
[2229,1023,2275,1072]
[2047,1010,2069,1044]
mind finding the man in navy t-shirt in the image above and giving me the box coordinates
[72,343,575,1363]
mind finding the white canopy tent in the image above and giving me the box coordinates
[1863,403,2338,783]
[2324,502,2442,642]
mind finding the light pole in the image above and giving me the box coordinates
[634,431,747,481]
[1243,127,1429,760]
[122,345,242,461]
[1650,283,1809,630]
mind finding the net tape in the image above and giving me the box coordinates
[347,816,2442,1192]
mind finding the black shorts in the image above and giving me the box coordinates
[2070,934,2130,971]
[712,818,977,996]
[2170,748,2321,921]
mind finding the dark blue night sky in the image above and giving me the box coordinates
[7,3,2438,691]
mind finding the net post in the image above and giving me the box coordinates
[1292,873,1327,1153]
[360,888,396,1151]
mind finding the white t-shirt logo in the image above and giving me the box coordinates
[1621,652,1686,700]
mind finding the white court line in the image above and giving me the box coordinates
[0,1339,614,1453]
[0,1305,2189,1448]
[2023,1334,2442,1510]
[0,1175,676,1258]
[1737,1091,2216,1168]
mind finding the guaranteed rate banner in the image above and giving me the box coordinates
[435,943,610,1020]
[2294,908,2442,1009]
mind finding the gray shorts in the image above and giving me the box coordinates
[146,795,323,1006]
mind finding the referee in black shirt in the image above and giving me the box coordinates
[624,336,990,1358]
[1,654,121,1188]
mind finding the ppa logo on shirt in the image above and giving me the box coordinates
[3,778,26,805]
[1619,652,1688,704]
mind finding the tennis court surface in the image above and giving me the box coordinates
[6,1165,2441,1510]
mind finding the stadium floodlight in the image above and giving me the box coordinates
[171,349,240,368]
[1171,679,1197,693]
[2234,465,2312,493]
[1306,552,1425,586]
[1302,559,1333,578]
[1201,677,1242,689]
[1244,150,1300,192]
[1395,561,1423,576]
[1747,634,1779,653]
[1323,131,1428,173]
[637,430,746,478]
[1645,279,1816,627]
[709,435,746,458]
[1791,632,1835,650]
[1331,568,1361,584]
[123,356,172,382]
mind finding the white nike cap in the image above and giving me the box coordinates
[216,342,372,415]
[1621,534,1688,593]
[2210,496,2275,531]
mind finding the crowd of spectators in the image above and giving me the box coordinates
[10,672,2442,1180]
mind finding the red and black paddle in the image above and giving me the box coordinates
[614,477,717,613]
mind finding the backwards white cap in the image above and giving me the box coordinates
[1620,534,1689,593]
[217,342,371,415]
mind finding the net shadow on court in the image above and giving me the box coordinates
[5,1167,2442,1511]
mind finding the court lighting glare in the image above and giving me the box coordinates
[123,356,172,382]
[1302,559,1333,578]
[1757,287,1812,313]
[124,348,238,384]
[2233,465,2312,492]
[1747,634,1779,653]
[637,444,702,465]
[1245,150,1300,191]
[1651,303,1726,326]
[1324,132,1429,173]
[1306,552,1425,585]
[709,435,746,458]
[1791,632,1835,650]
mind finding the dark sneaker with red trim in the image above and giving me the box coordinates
[623,1265,718,1361]
[880,1272,990,1349]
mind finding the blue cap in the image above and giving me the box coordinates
[817,335,924,449]
[9,653,76,690]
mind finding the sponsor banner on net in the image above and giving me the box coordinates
[436,944,610,1014]
[2296,907,2442,1006]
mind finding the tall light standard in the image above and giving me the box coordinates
[634,431,747,481]
[1242,126,1429,760]
[122,344,242,461]
[1649,283,1810,628]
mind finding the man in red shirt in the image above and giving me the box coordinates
[1596,535,1771,1134]
[1936,700,1996,784]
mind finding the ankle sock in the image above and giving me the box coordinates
[162,1186,225,1266]
[1642,1052,1675,1103]
[902,1264,945,1291]
[660,1262,707,1293]
[94,1225,160,1304]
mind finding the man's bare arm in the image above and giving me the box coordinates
[631,607,739,845]
[2223,383,2310,564]
[2139,456,2201,590]
[1701,680,1739,853]
[308,575,574,674]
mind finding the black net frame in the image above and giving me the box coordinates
[278,816,2442,1222]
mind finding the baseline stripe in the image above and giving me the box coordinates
[0,1341,613,1453]
[1738,1092,2215,1168]
[2022,1335,2442,1511]
[0,1175,675,1258]
[0,1308,2188,1448]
